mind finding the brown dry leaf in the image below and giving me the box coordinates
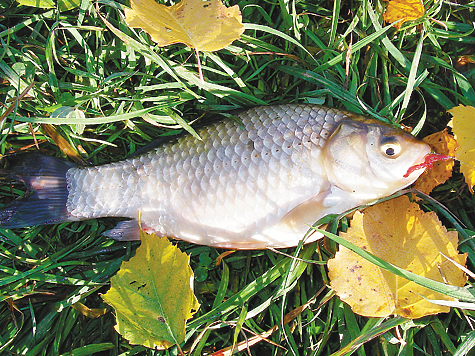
[124,0,244,52]
[413,129,458,194]
[383,0,425,29]
[448,105,475,193]
[457,55,475,66]
[215,250,235,266]
[41,124,86,164]
[328,196,467,319]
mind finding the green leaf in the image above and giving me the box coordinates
[58,0,81,11]
[16,0,80,9]
[102,232,200,349]
[17,0,55,8]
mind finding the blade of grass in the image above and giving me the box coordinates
[12,106,171,124]
[187,242,316,333]
[454,331,475,356]
[431,318,457,354]
[330,317,407,356]
[243,23,315,62]
[397,31,425,122]
[343,304,366,356]
[328,0,341,47]
[313,23,394,74]
[367,4,455,109]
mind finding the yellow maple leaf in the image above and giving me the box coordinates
[124,0,244,52]
[102,231,200,349]
[328,196,467,319]
[413,129,458,194]
[383,0,425,29]
[448,105,475,193]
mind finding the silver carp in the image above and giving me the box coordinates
[0,104,431,249]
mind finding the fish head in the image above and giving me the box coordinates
[322,119,431,201]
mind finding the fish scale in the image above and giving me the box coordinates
[0,104,431,249]
[66,105,339,247]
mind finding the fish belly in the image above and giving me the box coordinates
[66,105,347,248]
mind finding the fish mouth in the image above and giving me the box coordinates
[403,153,454,178]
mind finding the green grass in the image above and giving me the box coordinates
[1,0,475,355]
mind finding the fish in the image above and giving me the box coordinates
[0,104,431,249]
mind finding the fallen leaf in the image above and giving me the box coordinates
[125,0,244,52]
[50,105,86,135]
[413,129,458,194]
[71,302,108,319]
[383,0,425,29]
[102,231,200,349]
[328,196,467,319]
[448,105,475,193]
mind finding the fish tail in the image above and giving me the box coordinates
[0,154,78,228]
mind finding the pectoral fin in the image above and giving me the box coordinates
[279,185,359,233]
[279,193,329,231]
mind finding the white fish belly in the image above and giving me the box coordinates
[66,105,348,248]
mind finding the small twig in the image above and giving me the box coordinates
[395,325,407,346]
[0,81,35,124]
[28,122,39,150]
[430,18,449,31]
[195,48,204,84]
[175,342,185,356]
[236,51,304,63]
[344,32,352,90]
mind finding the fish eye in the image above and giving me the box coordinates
[380,137,401,158]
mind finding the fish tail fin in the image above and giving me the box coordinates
[0,154,78,228]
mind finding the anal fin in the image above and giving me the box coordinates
[103,220,141,241]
